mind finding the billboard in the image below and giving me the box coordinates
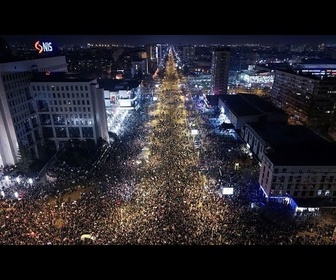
[222,187,234,195]
[191,129,198,135]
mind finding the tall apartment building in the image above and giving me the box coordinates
[210,47,231,95]
[182,45,195,65]
[156,44,164,68]
[271,69,336,136]
[144,44,158,75]
[0,55,68,168]
[30,72,109,154]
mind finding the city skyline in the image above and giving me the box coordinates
[1,34,336,46]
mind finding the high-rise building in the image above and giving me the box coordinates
[30,72,109,153]
[144,44,158,75]
[271,69,336,136]
[155,44,164,70]
[0,55,68,168]
[210,47,231,95]
[182,45,195,65]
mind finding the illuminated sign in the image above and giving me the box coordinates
[34,41,53,53]
[222,187,234,195]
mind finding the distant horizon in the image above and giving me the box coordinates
[1,35,336,46]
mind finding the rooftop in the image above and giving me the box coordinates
[247,122,336,166]
[268,141,336,166]
[98,78,141,91]
[31,72,96,83]
[205,95,219,107]
[247,122,323,145]
[218,93,286,117]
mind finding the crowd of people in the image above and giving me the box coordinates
[1,53,336,245]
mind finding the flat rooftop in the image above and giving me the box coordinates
[31,72,95,83]
[218,94,286,117]
[98,78,141,91]
[247,122,323,145]
[247,122,336,166]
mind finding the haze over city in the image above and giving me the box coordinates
[1,34,336,46]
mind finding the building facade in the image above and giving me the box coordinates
[30,72,109,152]
[210,47,231,95]
[271,69,336,136]
[242,121,336,207]
[182,45,196,65]
[260,156,336,200]
[0,56,68,168]
[144,44,159,75]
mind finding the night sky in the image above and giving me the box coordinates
[1,34,336,46]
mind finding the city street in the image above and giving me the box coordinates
[1,47,336,245]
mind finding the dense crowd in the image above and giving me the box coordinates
[1,54,336,245]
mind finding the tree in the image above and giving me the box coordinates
[16,144,34,174]
[40,139,57,161]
